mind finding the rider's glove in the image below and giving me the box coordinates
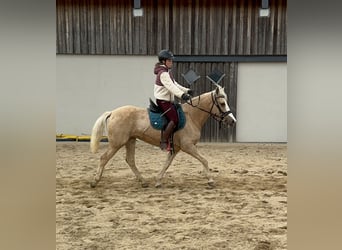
[181,93,191,101]
[187,89,194,96]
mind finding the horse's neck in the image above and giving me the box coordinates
[185,92,213,129]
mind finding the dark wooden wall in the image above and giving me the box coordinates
[56,0,287,55]
[56,0,286,142]
[172,61,238,142]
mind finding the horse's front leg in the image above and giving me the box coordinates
[182,144,214,186]
[155,152,177,188]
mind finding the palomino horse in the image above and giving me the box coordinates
[90,85,236,188]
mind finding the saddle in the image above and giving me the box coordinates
[147,98,186,131]
[149,98,163,113]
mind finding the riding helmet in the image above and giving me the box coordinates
[158,49,174,62]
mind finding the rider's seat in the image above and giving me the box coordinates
[149,98,163,113]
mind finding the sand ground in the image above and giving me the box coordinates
[56,141,287,250]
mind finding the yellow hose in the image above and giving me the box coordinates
[56,134,107,142]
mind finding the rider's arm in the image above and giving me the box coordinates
[173,80,190,93]
[160,72,187,98]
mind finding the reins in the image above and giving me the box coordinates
[186,92,232,128]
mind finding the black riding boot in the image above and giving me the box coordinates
[160,121,175,151]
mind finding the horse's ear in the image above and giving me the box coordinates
[215,86,220,95]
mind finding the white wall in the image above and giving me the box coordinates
[236,62,287,142]
[57,56,287,142]
[57,55,156,135]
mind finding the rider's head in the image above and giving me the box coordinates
[158,49,174,64]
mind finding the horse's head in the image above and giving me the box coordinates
[212,85,237,127]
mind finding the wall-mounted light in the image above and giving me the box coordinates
[133,0,143,17]
[181,69,201,86]
[259,0,270,17]
[207,69,225,85]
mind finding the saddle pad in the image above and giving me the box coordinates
[148,104,186,131]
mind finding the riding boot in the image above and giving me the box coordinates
[160,121,175,151]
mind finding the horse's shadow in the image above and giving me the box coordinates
[88,173,286,194]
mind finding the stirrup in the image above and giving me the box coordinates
[166,142,172,152]
[160,140,169,151]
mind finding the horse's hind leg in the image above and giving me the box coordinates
[182,144,214,186]
[125,138,148,187]
[90,145,119,188]
[155,151,178,188]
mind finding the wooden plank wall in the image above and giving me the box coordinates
[172,61,238,142]
[56,0,287,55]
[56,0,286,142]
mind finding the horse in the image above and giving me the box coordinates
[90,85,236,188]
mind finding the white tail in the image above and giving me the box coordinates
[90,111,112,153]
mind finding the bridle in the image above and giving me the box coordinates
[186,92,233,128]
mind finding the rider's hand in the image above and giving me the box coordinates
[181,93,191,101]
[187,89,194,96]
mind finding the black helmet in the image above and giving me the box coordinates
[158,49,174,62]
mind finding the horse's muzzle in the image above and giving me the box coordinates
[223,112,237,127]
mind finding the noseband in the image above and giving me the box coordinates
[187,92,232,128]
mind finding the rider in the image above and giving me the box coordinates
[154,49,193,151]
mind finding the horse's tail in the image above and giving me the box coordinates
[90,111,112,153]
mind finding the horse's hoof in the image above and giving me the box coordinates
[141,182,149,188]
[207,179,215,187]
[90,182,97,188]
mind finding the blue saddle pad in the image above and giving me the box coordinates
[148,104,186,131]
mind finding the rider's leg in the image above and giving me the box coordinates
[160,120,175,150]
[157,100,179,151]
